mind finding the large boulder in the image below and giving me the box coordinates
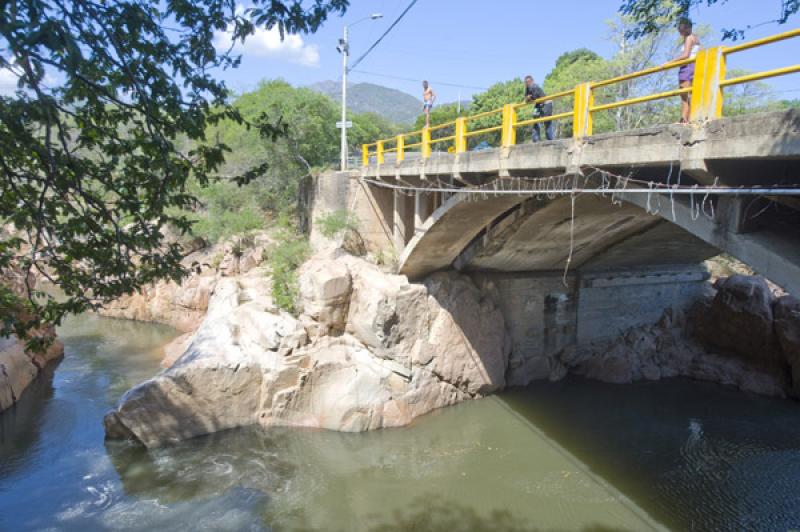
[105,255,511,447]
[345,260,509,395]
[775,296,800,396]
[298,258,352,334]
[703,275,780,366]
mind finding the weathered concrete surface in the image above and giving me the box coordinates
[366,110,800,181]
[396,170,799,294]
[398,194,524,279]
[623,193,800,295]
[360,111,800,292]
[311,171,395,255]
[471,266,708,387]
[455,195,719,273]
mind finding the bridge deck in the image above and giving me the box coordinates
[365,110,800,186]
[355,111,800,293]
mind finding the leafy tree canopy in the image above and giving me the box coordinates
[0,0,348,341]
[620,0,798,40]
[184,80,397,244]
[554,48,603,69]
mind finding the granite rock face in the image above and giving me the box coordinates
[104,255,510,447]
[101,232,274,333]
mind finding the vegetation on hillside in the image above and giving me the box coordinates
[0,0,349,341]
[310,81,422,125]
[182,80,398,244]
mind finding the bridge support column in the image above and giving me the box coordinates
[415,190,433,232]
[393,190,414,251]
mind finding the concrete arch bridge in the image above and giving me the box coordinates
[313,111,800,378]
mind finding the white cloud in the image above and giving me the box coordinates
[215,25,320,67]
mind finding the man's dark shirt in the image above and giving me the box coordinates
[525,83,546,112]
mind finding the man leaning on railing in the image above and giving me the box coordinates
[524,75,554,142]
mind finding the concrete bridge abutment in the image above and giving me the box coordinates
[471,265,709,386]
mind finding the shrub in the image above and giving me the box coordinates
[265,230,310,315]
[316,210,357,239]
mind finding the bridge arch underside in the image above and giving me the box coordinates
[397,164,800,296]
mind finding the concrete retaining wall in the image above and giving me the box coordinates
[472,266,709,386]
[311,171,395,254]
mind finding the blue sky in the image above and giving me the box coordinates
[218,0,799,103]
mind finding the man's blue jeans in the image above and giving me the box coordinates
[532,101,554,142]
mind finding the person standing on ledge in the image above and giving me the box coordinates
[524,75,554,141]
[422,80,436,128]
[674,18,701,123]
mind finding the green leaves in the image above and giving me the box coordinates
[619,0,798,40]
[0,1,348,342]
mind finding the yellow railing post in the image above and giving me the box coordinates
[573,83,594,138]
[362,144,369,167]
[690,46,725,122]
[377,140,384,165]
[501,104,517,147]
[396,135,405,162]
[454,117,467,153]
[422,128,431,159]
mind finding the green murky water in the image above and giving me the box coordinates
[2,314,800,531]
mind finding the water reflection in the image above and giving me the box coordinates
[0,361,59,479]
[500,378,800,531]
[2,314,800,531]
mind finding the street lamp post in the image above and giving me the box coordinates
[338,13,382,171]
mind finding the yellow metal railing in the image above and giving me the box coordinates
[363,28,800,166]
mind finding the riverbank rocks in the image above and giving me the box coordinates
[570,308,787,397]
[104,254,511,447]
[703,275,780,365]
[100,232,274,333]
[0,329,64,412]
[0,268,64,412]
[298,256,351,334]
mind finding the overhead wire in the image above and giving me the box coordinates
[348,0,419,73]
[350,69,489,91]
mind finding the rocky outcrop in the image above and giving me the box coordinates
[104,256,800,448]
[101,232,273,333]
[104,254,510,447]
[570,275,800,398]
[704,275,781,367]
[568,308,786,397]
[0,268,64,413]
[0,330,64,412]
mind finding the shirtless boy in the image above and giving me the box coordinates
[422,80,436,128]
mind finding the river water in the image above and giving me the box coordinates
[2,314,800,531]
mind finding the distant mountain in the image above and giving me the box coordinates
[308,81,421,125]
